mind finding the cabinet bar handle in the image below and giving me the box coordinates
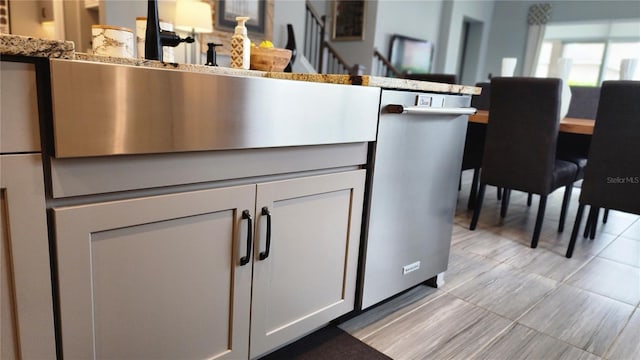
[240,210,252,266]
[385,104,477,116]
[259,207,272,260]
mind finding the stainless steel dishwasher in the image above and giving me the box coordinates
[358,89,474,309]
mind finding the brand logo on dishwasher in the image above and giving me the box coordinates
[416,95,432,106]
[416,94,445,108]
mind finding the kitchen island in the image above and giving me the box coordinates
[1,33,478,359]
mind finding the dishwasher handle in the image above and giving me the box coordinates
[385,104,477,116]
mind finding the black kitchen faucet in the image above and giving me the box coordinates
[145,0,194,62]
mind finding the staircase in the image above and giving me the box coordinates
[372,49,404,77]
[303,0,357,75]
[302,1,408,78]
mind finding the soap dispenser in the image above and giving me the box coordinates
[206,43,222,66]
[231,16,251,69]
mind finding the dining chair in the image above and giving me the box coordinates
[556,85,600,179]
[469,77,579,248]
[566,81,640,258]
[557,86,607,239]
[459,82,489,209]
[403,73,482,209]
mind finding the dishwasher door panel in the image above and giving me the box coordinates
[360,90,469,309]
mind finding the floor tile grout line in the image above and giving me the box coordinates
[562,281,640,308]
[452,217,640,308]
[357,289,448,342]
[418,289,521,359]
[450,283,620,359]
[451,232,595,287]
[446,232,635,357]
[457,320,518,360]
[600,306,638,359]
[530,281,638,357]
[507,321,604,359]
[451,179,639,358]
[442,287,606,359]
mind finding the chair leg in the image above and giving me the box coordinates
[470,183,487,231]
[583,207,595,238]
[459,173,462,191]
[590,207,600,240]
[467,168,480,210]
[500,188,511,218]
[531,195,548,248]
[527,193,533,207]
[497,187,502,200]
[558,184,573,233]
[603,208,610,223]
[566,203,586,258]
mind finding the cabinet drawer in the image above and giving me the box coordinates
[0,62,40,153]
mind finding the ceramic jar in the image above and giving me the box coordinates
[136,17,175,62]
[91,25,135,58]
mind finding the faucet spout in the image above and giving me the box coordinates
[145,0,162,61]
[145,0,196,62]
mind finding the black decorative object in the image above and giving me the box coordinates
[284,24,297,73]
[206,43,223,66]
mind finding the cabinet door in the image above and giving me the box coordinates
[1,154,56,359]
[250,170,365,358]
[54,185,256,360]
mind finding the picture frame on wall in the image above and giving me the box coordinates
[332,0,365,41]
[0,0,10,34]
[201,0,273,56]
[216,0,266,35]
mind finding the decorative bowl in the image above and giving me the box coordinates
[250,47,292,72]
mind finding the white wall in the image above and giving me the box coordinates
[435,0,494,83]
[271,0,306,71]
[372,0,443,73]
[9,0,58,40]
[327,0,378,73]
[484,0,640,78]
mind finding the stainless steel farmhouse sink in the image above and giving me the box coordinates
[49,59,381,158]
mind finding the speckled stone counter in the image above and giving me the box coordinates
[1,34,74,58]
[1,34,480,95]
[73,53,480,94]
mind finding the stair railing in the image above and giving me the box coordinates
[324,42,352,74]
[304,0,326,73]
[304,0,360,75]
[373,49,404,78]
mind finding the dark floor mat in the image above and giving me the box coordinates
[259,325,392,360]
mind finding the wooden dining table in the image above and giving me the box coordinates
[469,110,595,135]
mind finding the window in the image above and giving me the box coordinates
[535,20,640,86]
[562,43,605,86]
[602,42,640,81]
[535,42,553,78]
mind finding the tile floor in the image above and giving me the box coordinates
[340,171,640,359]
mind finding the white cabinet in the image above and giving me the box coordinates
[0,62,40,153]
[1,60,56,359]
[54,184,255,360]
[250,171,364,358]
[54,170,365,359]
[0,154,56,359]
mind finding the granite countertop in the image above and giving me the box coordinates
[1,34,480,95]
[1,34,74,58]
